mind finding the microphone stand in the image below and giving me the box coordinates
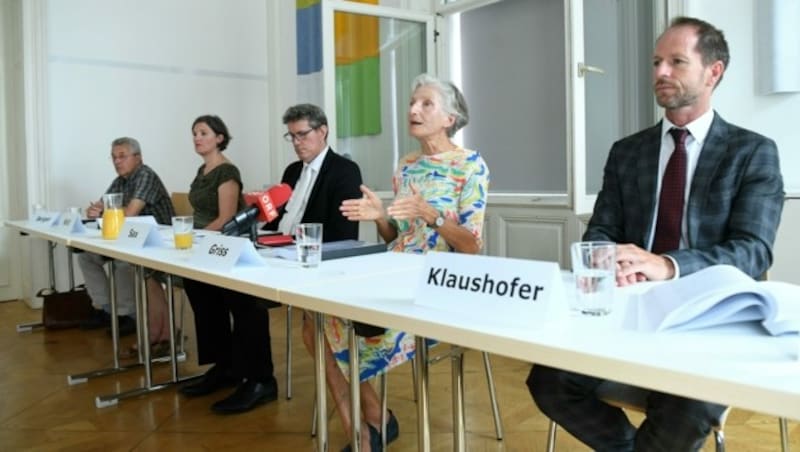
[249,222,258,243]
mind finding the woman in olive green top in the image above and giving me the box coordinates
[180,115,278,414]
[187,116,244,229]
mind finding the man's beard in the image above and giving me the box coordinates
[654,78,700,110]
[656,91,698,109]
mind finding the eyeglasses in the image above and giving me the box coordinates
[110,154,134,162]
[283,127,317,143]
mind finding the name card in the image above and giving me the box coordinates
[31,211,61,226]
[52,212,87,234]
[415,251,566,328]
[190,235,265,272]
[116,221,163,248]
[96,214,157,229]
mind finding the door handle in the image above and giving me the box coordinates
[578,62,606,77]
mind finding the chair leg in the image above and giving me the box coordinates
[411,356,418,402]
[546,420,557,452]
[310,390,317,437]
[780,417,790,452]
[380,373,388,449]
[286,305,292,400]
[714,428,725,452]
[482,351,504,440]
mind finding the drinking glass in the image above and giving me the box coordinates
[295,223,323,268]
[172,216,194,249]
[570,241,616,315]
[101,193,124,240]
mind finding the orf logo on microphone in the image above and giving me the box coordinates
[260,193,278,222]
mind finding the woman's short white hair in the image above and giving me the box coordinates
[411,73,469,137]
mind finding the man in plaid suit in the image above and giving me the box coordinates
[527,16,784,451]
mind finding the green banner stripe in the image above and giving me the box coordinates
[336,57,382,137]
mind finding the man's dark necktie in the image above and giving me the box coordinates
[652,128,688,255]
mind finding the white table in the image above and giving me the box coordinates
[7,219,76,332]
[64,228,419,452]
[8,219,800,451]
[281,264,800,450]
[4,220,189,400]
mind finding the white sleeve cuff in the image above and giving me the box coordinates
[664,255,680,280]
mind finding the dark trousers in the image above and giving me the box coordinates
[526,365,727,452]
[183,279,274,381]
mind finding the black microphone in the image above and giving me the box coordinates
[221,183,294,237]
[221,206,259,236]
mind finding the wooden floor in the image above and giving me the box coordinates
[0,299,795,451]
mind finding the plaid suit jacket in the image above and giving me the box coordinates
[584,112,784,278]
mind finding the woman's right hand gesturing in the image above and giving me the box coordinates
[340,184,384,221]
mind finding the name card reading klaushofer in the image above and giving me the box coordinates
[116,221,163,248]
[52,212,87,234]
[31,211,60,226]
[415,251,567,328]
[191,235,266,272]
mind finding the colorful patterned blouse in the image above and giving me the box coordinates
[389,147,490,253]
[327,147,490,382]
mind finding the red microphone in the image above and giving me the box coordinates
[222,183,293,236]
[243,183,293,222]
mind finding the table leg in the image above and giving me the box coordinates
[166,275,179,382]
[68,259,136,384]
[452,346,465,452]
[315,311,328,452]
[415,336,431,451]
[94,267,187,407]
[16,239,56,332]
[348,320,361,452]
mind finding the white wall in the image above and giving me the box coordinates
[6,0,800,290]
[47,0,271,211]
[686,0,800,283]
[687,0,800,194]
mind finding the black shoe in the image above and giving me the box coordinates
[80,308,110,330]
[385,410,399,445]
[105,315,136,337]
[211,377,278,414]
[341,410,398,452]
[341,423,383,452]
[180,365,239,397]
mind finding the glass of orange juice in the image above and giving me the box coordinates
[101,193,124,240]
[172,216,194,249]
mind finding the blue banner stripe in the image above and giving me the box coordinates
[296,3,322,75]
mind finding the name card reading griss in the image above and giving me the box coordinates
[415,251,566,328]
[190,234,266,272]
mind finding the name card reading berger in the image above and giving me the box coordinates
[415,251,566,328]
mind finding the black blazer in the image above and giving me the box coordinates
[264,148,363,242]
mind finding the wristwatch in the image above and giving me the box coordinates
[429,213,445,229]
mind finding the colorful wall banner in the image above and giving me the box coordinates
[296,0,381,137]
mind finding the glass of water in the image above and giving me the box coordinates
[295,223,323,268]
[570,241,616,316]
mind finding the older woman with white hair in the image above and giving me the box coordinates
[332,73,490,451]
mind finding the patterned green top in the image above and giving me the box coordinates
[326,147,490,382]
[389,147,490,252]
[188,162,245,230]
